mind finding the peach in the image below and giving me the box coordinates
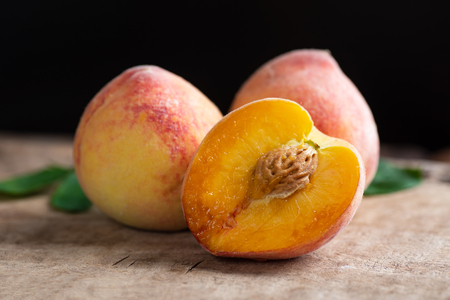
[182,98,365,260]
[231,49,379,186]
[73,66,223,231]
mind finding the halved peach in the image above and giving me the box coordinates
[181,98,365,260]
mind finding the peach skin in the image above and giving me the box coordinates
[231,49,379,187]
[74,66,223,231]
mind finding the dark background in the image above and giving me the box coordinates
[1,1,449,152]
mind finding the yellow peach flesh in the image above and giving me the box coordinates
[182,98,365,259]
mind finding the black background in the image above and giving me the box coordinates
[1,1,449,151]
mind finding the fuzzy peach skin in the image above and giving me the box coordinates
[231,49,379,187]
[73,66,223,231]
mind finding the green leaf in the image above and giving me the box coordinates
[0,166,73,196]
[364,159,422,195]
[51,171,92,213]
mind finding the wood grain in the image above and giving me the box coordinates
[1,132,449,300]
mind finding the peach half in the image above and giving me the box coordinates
[231,49,379,187]
[74,66,223,231]
[182,98,365,260]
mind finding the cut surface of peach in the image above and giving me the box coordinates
[181,98,365,260]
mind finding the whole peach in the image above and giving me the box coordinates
[231,50,379,186]
[73,66,223,231]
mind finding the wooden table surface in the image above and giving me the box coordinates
[1,132,450,300]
